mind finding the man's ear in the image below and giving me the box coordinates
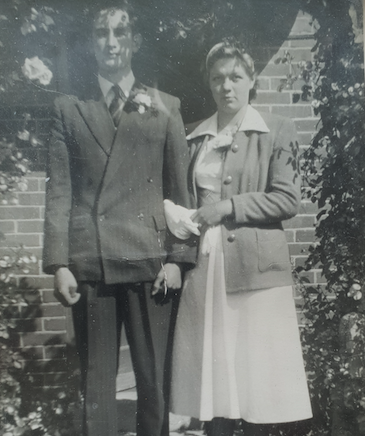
[132,33,142,53]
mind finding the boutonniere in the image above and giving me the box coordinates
[125,85,158,116]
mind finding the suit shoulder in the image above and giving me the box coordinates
[53,94,80,110]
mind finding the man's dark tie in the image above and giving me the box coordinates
[109,84,127,126]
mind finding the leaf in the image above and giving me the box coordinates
[292,93,301,103]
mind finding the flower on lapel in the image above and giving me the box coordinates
[133,93,152,114]
[125,84,158,116]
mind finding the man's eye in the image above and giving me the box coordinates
[95,29,108,38]
[232,75,242,82]
[114,28,127,37]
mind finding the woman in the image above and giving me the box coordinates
[168,40,312,436]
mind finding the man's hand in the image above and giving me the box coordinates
[191,199,233,231]
[152,263,182,296]
[54,267,80,307]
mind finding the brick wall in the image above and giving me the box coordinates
[0,11,319,388]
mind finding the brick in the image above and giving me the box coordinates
[283,215,315,229]
[21,346,45,360]
[26,179,39,192]
[285,230,295,242]
[1,234,41,247]
[271,105,312,118]
[295,118,320,132]
[261,62,295,77]
[251,104,271,113]
[18,192,45,206]
[0,206,40,220]
[44,345,67,360]
[290,38,316,48]
[294,256,308,268]
[39,178,46,192]
[299,201,319,215]
[315,271,327,284]
[275,48,313,62]
[296,229,316,242]
[44,318,66,332]
[289,243,311,256]
[21,275,54,289]
[254,91,291,105]
[40,304,66,318]
[256,77,270,90]
[18,220,44,233]
[22,332,66,347]
[0,220,15,233]
[42,289,58,303]
[297,132,313,146]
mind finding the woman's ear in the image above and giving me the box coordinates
[132,33,142,53]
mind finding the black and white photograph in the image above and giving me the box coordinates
[0,1,364,435]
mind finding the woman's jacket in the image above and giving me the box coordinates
[187,107,301,293]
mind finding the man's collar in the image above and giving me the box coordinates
[187,105,270,140]
[98,71,135,101]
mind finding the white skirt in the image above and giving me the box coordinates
[170,226,312,423]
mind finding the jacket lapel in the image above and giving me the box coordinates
[76,95,115,156]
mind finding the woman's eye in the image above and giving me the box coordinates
[232,75,242,82]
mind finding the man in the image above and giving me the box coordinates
[43,2,194,435]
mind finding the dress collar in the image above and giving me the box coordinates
[187,105,270,140]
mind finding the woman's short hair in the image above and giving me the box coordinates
[205,38,257,101]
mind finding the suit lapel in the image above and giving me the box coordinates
[76,95,115,156]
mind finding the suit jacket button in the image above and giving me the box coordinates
[138,213,144,220]
[224,176,233,185]
[147,178,153,183]
[99,214,105,222]
[227,234,236,242]
[232,144,239,152]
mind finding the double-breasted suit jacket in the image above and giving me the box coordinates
[187,108,301,293]
[43,83,194,283]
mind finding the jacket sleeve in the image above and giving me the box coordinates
[163,97,197,266]
[42,98,72,274]
[232,117,301,224]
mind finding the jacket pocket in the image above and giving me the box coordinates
[256,228,291,272]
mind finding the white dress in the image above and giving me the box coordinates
[170,138,312,424]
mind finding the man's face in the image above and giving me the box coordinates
[93,8,139,76]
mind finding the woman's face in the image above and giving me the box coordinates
[209,57,254,115]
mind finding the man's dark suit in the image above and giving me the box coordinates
[43,82,195,436]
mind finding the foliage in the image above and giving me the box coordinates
[289,1,365,435]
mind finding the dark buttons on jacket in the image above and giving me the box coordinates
[138,213,144,220]
[227,234,236,242]
[224,176,233,185]
[232,144,239,153]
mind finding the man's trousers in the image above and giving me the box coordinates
[72,282,179,436]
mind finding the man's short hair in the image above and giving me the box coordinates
[91,0,139,33]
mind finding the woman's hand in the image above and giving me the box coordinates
[191,199,233,230]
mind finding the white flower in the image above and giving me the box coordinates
[0,260,8,268]
[311,99,321,108]
[137,105,146,114]
[22,57,53,86]
[134,93,152,107]
[17,130,30,141]
[347,283,362,300]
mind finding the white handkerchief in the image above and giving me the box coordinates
[163,199,200,240]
